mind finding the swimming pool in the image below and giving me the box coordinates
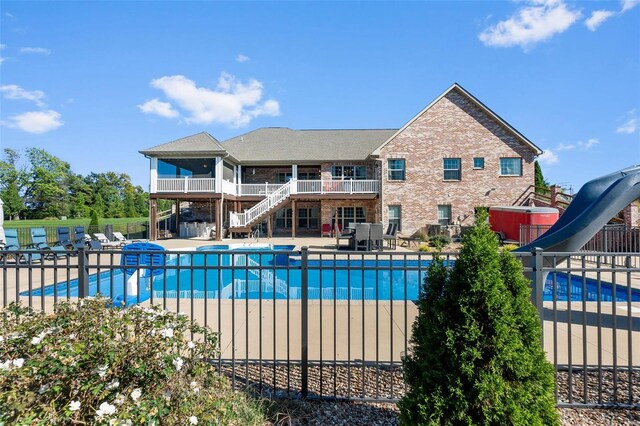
[24,249,640,305]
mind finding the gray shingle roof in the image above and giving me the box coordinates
[222,128,398,164]
[139,132,229,157]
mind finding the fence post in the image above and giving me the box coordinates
[532,247,545,340]
[300,246,309,399]
[77,245,90,299]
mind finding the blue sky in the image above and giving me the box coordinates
[1,1,638,193]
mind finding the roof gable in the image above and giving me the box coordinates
[371,83,542,156]
[221,128,397,164]
[139,132,230,158]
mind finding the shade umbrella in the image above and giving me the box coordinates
[0,198,4,244]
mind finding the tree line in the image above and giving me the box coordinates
[0,148,149,220]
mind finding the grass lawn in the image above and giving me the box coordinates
[3,217,148,229]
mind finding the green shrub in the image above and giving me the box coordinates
[88,209,99,234]
[0,298,265,425]
[399,210,558,425]
[418,243,433,252]
[428,234,451,248]
[501,243,520,252]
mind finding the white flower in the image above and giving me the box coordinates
[0,336,4,342]
[189,416,198,425]
[69,400,81,411]
[159,328,174,338]
[12,358,24,368]
[95,401,116,417]
[114,394,125,405]
[178,312,188,317]
[130,388,142,401]
[187,341,195,349]
[190,381,200,394]
[0,360,11,371]
[38,384,49,394]
[106,379,120,390]
[68,333,77,340]
[96,365,108,378]
[31,336,42,345]
[172,357,184,371]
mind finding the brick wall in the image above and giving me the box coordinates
[379,88,538,235]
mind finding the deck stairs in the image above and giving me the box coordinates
[229,181,292,229]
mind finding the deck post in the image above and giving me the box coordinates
[267,214,272,238]
[291,199,297,239]
[150,199,157,241]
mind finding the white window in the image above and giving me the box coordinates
[500,158,522,176]
[333,206,367,230]
[387,159,406,181]
[443,158,461,181]
[437,205,451,226]
[331,165,367,180]
[388,205,401,231]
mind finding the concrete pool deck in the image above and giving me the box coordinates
[1,236,638,367]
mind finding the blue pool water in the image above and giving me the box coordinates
[24,249,640,305]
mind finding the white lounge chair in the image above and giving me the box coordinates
[93,233,122,249]
[112,231,148,245]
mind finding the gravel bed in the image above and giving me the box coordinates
[218,363,639,425]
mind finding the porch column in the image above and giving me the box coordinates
[150,198,157,241]
[237,165,242,195]
[291,199,297,239]
[175,199,180,237]
[267,214,272,239]
[214,157,223,193]
[214,199,222,241]
[150,158,158,193]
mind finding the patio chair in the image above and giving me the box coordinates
[335,226,354,249]
[354,223,370,251]
[1,228,41,263]
[369,223,384,251]
[112,231,149,246]
[321,223,332,237]
[30,227,68,259]
[55,227,73,248]
[72,226,87,250]
[93,233,122,249]
[383,223,398,249]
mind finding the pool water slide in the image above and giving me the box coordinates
[514,164,640,306]
[516,164,640,256]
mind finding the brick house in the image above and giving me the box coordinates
[140,83,541,240]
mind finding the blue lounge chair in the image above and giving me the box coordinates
[72,226,86,250]
[56,227,73,248]
[30,227,68,259]
[1,228,41,263]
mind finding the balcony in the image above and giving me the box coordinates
[153,177,379,196]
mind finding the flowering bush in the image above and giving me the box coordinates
[0,298,265,425]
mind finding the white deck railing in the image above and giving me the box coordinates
[154,178,379,196]
[156,178,216,193]
[296,179,378,194]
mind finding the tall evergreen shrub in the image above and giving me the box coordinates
[88,209,99,235]
[399,210,558,425]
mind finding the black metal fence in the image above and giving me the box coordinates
[1,247,638,408]
[5,222,149,246]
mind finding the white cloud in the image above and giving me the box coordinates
[3,110,63,134]
[19,47,51,55]
[622,0,640,12]
[138,98,179,118]
[585,10,616,31]
[555,143,575,151]
[537,149,559,165]
[0,44,6,65]
[577,138,599,150]
[5,12,14,18]
[236,54,250,63]
[0,84,46,107]
[479,0,581,49]
[617,109,638,134]
[145,72,281,127]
